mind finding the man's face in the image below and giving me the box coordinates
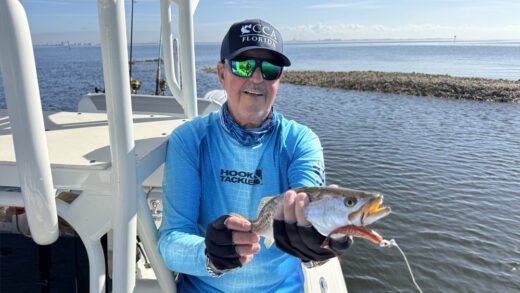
[217,49,282,129]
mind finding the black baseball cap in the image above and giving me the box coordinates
[220,19,291,66]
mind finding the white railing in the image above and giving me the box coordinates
[161,0,199,118]
[0,0,59,245]
[97,0,139,291]
[96,0,179,291]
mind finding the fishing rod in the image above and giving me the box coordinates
[128,0,135,80]
[128,0,140,94]
[155,28,162,95]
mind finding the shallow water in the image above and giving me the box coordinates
[275,85,520,292]
[1,42,519,292]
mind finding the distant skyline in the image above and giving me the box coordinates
[23,0,520,44]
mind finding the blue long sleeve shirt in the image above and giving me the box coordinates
[158,110,325,292]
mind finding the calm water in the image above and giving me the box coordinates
[1,42,519,292]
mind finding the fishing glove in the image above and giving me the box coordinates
[273,219,352,262]
[205,215,242,271]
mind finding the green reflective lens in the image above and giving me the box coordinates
[260,61,282,80]
[232,59,256,77]
[229,59,283,80]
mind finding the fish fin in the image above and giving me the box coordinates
[256,196,277,219]
[264,236,274,249]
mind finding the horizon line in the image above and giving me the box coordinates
[33,37,520,46]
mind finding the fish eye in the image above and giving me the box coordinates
[344,197,357,207]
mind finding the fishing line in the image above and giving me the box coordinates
[380,239,424,293]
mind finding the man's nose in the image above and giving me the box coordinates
[249,66,264,83]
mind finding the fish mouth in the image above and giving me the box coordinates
[362,195,391,226]
[330,196,390,245]
[349,194,391,226]
[331,195,391,245]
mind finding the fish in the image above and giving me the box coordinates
[248,186,391,248]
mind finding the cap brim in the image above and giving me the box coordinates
[226,46,291,66]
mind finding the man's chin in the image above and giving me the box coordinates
[236,111,269,128]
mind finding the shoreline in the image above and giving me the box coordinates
[201,68,520,103]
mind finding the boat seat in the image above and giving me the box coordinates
[78,93,221,117]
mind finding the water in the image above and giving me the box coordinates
[276,87,520,292]
[1,41,520,292]
[284,41,520,80]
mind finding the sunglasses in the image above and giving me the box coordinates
[226,58,283,81]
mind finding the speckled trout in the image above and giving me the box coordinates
[248,186,391,248]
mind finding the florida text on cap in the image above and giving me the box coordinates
[221,19,291,66]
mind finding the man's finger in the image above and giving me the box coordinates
[225,215,252,231]
[295,192,311,226]
[232,231,260,245]
[235,243,261,256]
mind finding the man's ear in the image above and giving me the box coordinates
[217,61,226,86]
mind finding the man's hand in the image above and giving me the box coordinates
[273,188,352,262]
[205,215,261,271]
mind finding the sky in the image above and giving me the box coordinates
[21,0,520,44]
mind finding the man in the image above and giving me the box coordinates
[158,19,351,292]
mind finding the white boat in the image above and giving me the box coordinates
[0,0,348,292]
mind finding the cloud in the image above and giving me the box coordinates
[280,23,520,41]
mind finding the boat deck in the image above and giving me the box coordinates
[0,110,186,190]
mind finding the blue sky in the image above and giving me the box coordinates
[23,0,520,44]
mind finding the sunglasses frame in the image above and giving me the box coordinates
[225,58,284,81]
